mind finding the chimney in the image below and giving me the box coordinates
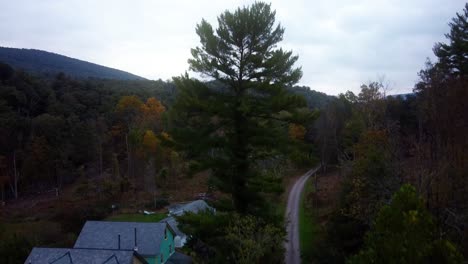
[134,228,138,251]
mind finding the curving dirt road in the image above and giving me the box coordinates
[284,166,320,264]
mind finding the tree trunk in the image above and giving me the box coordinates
[13,150,18,199]
[99,141,103,177]
[233,100,249,213]
[126,133,131,178]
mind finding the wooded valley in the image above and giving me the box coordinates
[0,2,467,264]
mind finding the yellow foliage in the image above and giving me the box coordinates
[116,95,145,113]
[161,131,171,140]
[142,130,159,153]
[407,210,419,223]
[116,96,165,132]
[289,124,306,140]
[143,97,166,119]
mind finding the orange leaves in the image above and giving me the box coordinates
[115,96,166,133]
[142,130,160,154]
[141,98,166,131]
[115,96,170,162]
[289,123,306,141]
[116,95,145,113]
[143,97,166,118]
[116,96,165,118]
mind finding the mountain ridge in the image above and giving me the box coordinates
[0,47,146,80]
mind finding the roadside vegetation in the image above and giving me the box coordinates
[299,176,319,261]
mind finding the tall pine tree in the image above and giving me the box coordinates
[433,3,468,76]
[172,2,314,214]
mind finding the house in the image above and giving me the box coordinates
[162,200,215,248]
[159,216,185,248]
[168,200,215,216]
[24,247,148,264]
[74,221,177,264]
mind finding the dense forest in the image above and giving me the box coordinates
[0,47,146,80]
[0,48,328,263]
[0,2,467,264]
[0,64,331,201]
[302,5,468,263]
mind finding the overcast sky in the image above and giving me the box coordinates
[0,0,465,95]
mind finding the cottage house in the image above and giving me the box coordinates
[74,221,181,264]
[24,247,148,264]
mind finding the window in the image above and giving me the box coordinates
[160,253,164,263]
[169,245,172,253]
[164,229,167,240]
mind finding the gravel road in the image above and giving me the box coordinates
[284,166,320,264]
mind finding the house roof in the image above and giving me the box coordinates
[160,216,183,237]
[163,200,216,248]
[24,247,146,264]
[168,200,214,216]
[74,221,172,256]
[166,251,192,264]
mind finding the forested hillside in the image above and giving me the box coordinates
[0,47,145,80]
[0,62,329,201]
[0,64,170,198]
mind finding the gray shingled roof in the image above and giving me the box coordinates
[168,200,214,216]
[166,251,192,264]
[163,200,215,248]
[74,221,170,256]
[24,247,141,264]
[160,216,183,237]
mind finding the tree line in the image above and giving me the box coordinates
[307,4,468,263]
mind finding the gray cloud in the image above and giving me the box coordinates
[0,0,465,95]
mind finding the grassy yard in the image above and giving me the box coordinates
[299,176,321,261]
[106,213,166,223]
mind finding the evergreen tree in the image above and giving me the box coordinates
[433,3,468,76]
[172,2,314,213]
[348,184,463,264]
[414,4,468,253]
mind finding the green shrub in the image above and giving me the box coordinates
[348,184,463,264]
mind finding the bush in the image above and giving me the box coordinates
[177,212,285,264]
[54,199,112,233]
[154,197,169,209]
[311,213,367,264]
[348,184,463,264]
[0,233,32,264]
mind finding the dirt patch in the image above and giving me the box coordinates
[0,170,213,221]
[164,170,212,203]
